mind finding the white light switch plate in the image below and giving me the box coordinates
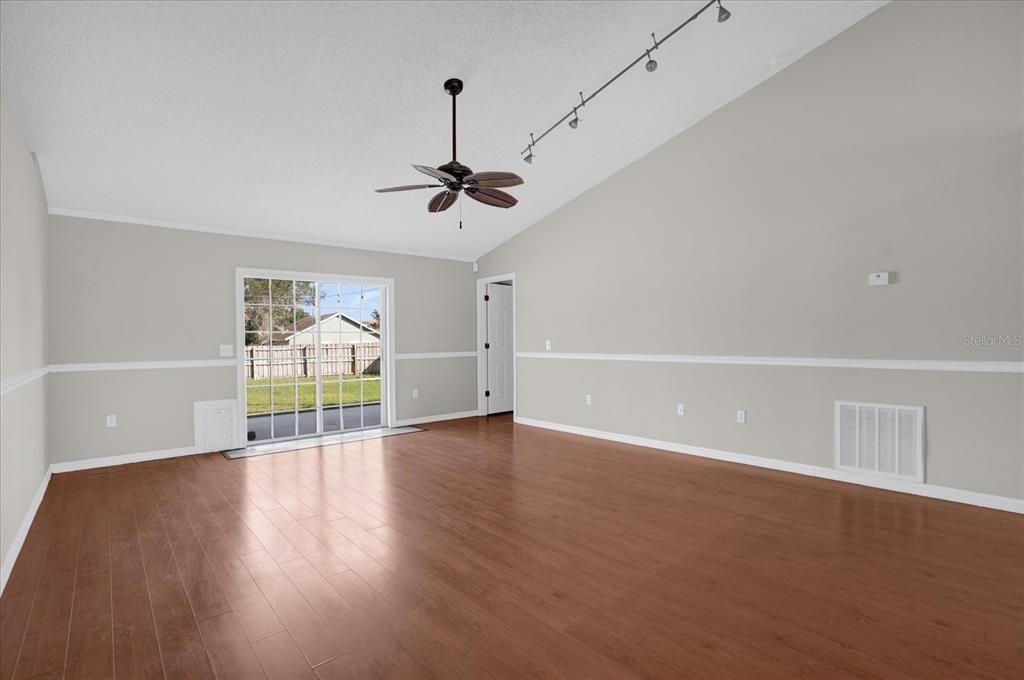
[585,394,592,406]
[736,409,747,424]
[545,340,552,351]
[412,388,419,399]
[106,414,117,427]
[677,404,685,416]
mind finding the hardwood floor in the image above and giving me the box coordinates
[1,414,1020,679]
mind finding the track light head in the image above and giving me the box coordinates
[717,1,731,23]
[645,49,658,73]
[524,135,536,163]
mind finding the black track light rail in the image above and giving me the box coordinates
[520,0,721,158]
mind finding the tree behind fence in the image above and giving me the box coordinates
[245,343,381,379]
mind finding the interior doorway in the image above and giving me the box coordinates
[236,269,395,445]
[476,273,515,415]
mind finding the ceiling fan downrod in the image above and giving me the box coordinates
[444,77,462,162]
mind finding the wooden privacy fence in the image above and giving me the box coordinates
[245,343,381,379]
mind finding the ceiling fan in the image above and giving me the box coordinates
[375,78,523,213]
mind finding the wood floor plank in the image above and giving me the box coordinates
[75,472,112,576]
[229,592,285,645]
[239,550,341,667]
[197,611,267,680]
[111,580,164,680]
[64,566,114,680]
[12,475,88,680]
[1,415,1020,680]
[251,631,317,680]
[109,480,146,589]
[0,483,62,653]
[135,489,216,680]
[0,646,19,680]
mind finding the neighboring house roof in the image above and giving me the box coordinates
[270,312,380,343]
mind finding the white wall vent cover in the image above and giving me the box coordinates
[194,399,241,453]
[835,401,924,482]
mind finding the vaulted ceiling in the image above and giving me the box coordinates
[1,1,885,260]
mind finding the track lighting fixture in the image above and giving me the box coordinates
[524,134,536,164]
[645,33,659,72]
[520,0,733,161]
[644,50,658,73]
[717,1,731,23]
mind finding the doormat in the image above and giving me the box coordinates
[222,426,423,459]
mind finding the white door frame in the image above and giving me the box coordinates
[476,273,516,416]
[235,267,397,446]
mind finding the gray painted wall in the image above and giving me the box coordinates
[0,94,49,567]
[480,1,1024,499]
[45,215,478,462]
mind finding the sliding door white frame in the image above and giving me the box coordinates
[234,267,397,446]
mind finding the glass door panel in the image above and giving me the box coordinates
[244,275,386,443]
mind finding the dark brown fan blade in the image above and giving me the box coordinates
[465,186,518,209]
[413,164,457,183]
[463,171,524,188]
[375,184,443,193]
[427,190,459,213]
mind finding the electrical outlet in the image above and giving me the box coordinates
[585,394,592,406]
[412,388,419,399]
[736,409,746,424]
[677,404,685,416]
[545,339,552,351]
[106,414,117,428]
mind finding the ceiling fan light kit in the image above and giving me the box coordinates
[376,78,524,219]
[520,0,732,163]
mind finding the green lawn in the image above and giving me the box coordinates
[246,375,380,414]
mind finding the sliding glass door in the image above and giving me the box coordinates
[242,275,385,443]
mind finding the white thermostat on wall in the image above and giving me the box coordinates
[868,272,891,286]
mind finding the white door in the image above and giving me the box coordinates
[485,283,514,414]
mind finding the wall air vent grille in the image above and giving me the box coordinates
[835,401,924,482]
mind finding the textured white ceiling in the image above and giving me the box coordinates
[1,1,885,261]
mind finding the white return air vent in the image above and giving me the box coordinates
[835,401,924,482]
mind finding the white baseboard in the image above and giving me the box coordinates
[1,468,52,594]
[515,416,1024,514]
[48,445,201,474]
[47,410,481,472]
[393,410,480,427]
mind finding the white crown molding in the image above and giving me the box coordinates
[517,352,1024,374]
[0,366,49,396]
[515,416,1023,514]
[0,468,51,595]
[393,410,479,427]
[395,351,477,360]
[48,207,477,263]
